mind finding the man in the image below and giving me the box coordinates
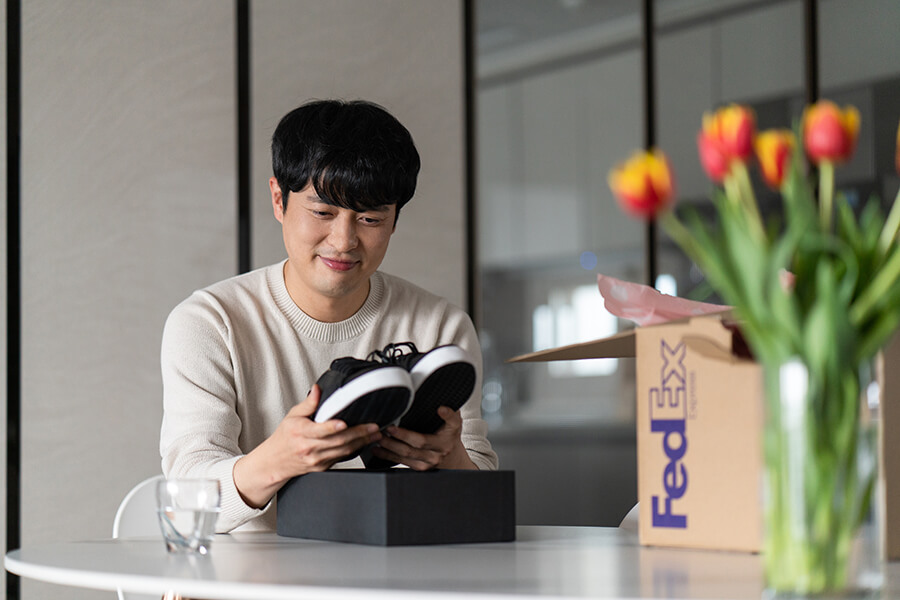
[160,100,498,533]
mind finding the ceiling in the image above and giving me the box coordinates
[476,0,641,55]
[475,0,771,79]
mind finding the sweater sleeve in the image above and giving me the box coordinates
[159,294,268,532]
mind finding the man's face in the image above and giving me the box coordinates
[271,179,396,321]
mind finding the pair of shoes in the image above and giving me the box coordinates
[312,342,476,435]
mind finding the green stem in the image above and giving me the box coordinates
[733,162,767,244]
[878,185,900,254]
[850,245,900,325]
[724,175,742,210]
[819,161,835,232]
[763,363,873,595]
[659,211,699,256]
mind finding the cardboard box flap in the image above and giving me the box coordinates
[683,335,753,365]
[507,328,636,363]
[506,310,736,364]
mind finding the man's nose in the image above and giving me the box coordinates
[330,215,358,251]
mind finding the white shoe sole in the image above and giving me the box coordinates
[408,345,472,389]
[314,366,413,423]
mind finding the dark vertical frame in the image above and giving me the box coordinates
[803,0,819,104]
[803,0,819,210]
[463,0,478,320]
[641,0,657,287]
[237,0,252,274]
[6,0,21,597]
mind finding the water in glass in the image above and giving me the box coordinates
[156,479,220,555]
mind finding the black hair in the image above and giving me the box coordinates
[271,99,421,222]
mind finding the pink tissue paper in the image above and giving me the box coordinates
[597,273,729,327]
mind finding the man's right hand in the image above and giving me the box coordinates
[232,385,381,508]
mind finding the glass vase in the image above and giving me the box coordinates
[762,358,881,597]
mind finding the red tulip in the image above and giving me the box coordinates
[698,105,756,181]
[697,131,730,182]
[802,100,859,164]
[755,130,795,189]
[608,150,675,219]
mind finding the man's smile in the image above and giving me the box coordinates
[319,256,359,272]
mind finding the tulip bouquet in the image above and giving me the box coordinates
[610,102,900,595]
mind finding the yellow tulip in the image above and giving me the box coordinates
[698,105,756,181]
[755,130,795,189]
[608,150,675,219]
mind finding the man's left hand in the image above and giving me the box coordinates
[370,406,477,470]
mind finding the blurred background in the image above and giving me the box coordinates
[2,1,899,599]
[476,0,900,531]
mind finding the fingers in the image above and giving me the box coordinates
[383,425,428,449]
[282,385,383,462]
[436,406,462,429]
[329,423,382,447]
[371,440,440,471]
[372,408,464,471]
[288,385,356,436]
[308,435,379,469]
[385,407,460,447]
[294,422,383,471]
[290,385,322,418]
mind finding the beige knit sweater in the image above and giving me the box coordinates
[160,261,498,532]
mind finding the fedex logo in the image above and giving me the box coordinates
[648,340,687,529]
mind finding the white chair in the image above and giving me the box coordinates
[113,475,166,600]
[619,502,639,532]
[113,474,165,538]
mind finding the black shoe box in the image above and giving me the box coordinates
[276,469,516,546]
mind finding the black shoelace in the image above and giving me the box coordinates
[367,341,418,363]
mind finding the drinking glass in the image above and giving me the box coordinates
[156,478,220,555]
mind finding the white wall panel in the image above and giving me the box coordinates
[719,0,804,103]
[584,50,644,254]
[519,65,583,263]
[657,24,715,203]
[251,0,467,308]
[477,84,520,267]
[820,0,900,90]
[477,49,643,267]
[21,1,236,598]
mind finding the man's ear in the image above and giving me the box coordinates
[270,177,285,223]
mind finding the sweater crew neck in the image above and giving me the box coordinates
[266,261,384,343]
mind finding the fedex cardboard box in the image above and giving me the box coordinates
[510,313,898,556]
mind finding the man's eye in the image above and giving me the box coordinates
[360,216,383,225]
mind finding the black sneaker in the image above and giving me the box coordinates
[373,342,475,433]
[376,343,477,434]
[361,343,476,470]
[312,357,414,429]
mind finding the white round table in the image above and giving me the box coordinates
[7,525,893,600]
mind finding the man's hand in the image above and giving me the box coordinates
[369,406,477,471]
[233,385,382,508]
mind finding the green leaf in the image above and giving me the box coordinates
[836,197,863,255]
[765,233,803,351]
[857,309,900,363]
[859,195,884,250]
